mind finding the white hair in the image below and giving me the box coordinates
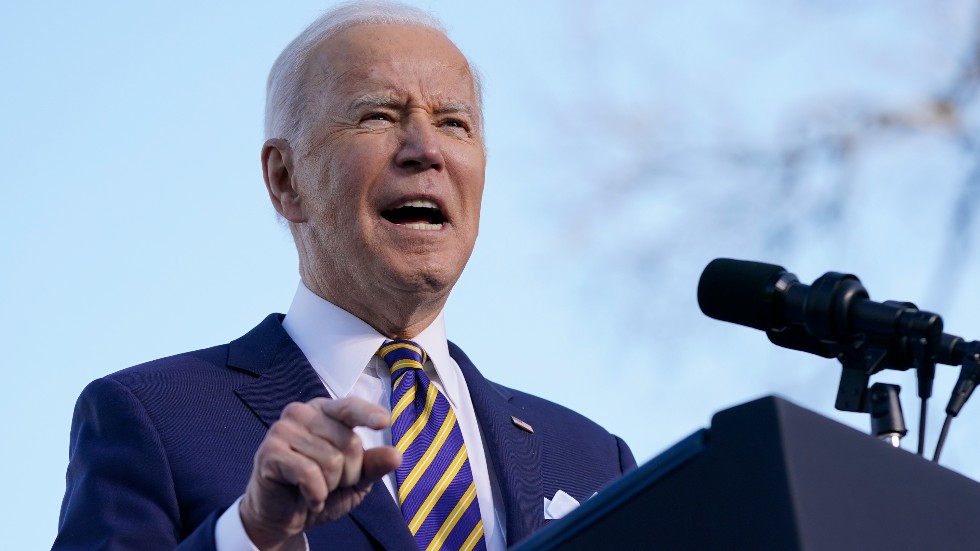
[264,0,483,146]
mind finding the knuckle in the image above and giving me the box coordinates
[267,422,288,437]
[281,401,308,420]
[325,451,345,473]
[330,398,353,417]
[339,395,367,414]
[301,460,323,483]
[260,427,290,451]
[309,397,330,409]
[324,467,342,490]
[346,432,363,453]
[256,454,286,481]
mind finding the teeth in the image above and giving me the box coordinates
[404,223,443,231]
[397,199,439,209]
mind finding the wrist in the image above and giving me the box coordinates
[239,496,307,551]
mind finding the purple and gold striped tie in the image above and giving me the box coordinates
[378,340,486,551]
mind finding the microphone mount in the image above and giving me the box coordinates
[698,258,977,460]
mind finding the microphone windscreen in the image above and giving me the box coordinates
[697,258,787,330]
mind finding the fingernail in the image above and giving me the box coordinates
[371,413,387,426]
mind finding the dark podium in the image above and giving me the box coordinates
[513,396,980,550]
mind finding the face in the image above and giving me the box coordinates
[267,24,486,333]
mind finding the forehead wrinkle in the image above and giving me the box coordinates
[302,30,482,132]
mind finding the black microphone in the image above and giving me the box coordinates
[697,258,943,346]
[699,258,980,462]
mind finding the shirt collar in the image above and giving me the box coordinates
[281,281,452,399]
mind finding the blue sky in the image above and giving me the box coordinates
[4,0,980,546]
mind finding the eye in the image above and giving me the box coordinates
[439,118,470,133]
[359,112,395,127]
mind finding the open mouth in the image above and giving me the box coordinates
[380,199,446,231]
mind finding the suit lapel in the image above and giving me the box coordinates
[229,314,329,427]
[450,342,545,546]
[227,314,416,550]
[345,484,417,550]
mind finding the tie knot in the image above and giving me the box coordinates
[378,339,427,375]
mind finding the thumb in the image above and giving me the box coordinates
[357,447,401,489]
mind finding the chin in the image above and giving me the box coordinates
[406,270,455,295]
[384,263,460,297]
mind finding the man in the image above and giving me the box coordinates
[55,3,635,550]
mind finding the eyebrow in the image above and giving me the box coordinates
[433,102,475,118]
[349,94,400,112]
[349,95,476,118]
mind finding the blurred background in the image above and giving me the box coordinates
[3,0,980,546]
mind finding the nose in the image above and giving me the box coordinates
[395,114,444,171]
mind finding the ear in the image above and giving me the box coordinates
[262,138,306,222]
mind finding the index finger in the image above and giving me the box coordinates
[314,396,390,430]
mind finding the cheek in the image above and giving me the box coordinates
[461,166,486,214]
[302,150,371,219]
[330,139,393,195]
[447,147,486,198]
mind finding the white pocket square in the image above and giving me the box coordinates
[543,489,580,519]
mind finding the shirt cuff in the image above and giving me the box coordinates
[215,495,310,551]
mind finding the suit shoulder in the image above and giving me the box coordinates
[104,343,232,388]
[104,313,290,387]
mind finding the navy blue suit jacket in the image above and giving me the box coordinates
[55,314,635,550]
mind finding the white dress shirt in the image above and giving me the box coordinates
[215,282,506,550]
